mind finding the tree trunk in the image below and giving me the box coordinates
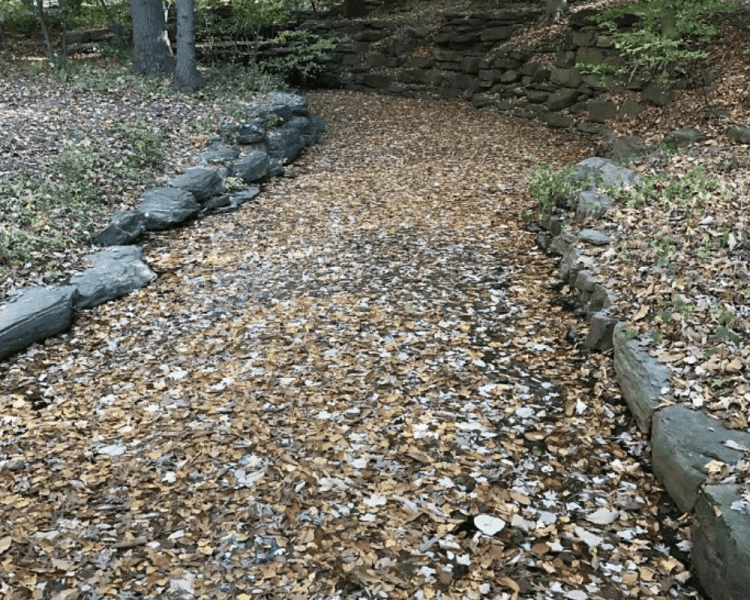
[36,0,55,62]
[175,0,205,90]
[344,0,367,19]
[131,0,174,75]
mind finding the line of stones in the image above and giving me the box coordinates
[536,157,750,600]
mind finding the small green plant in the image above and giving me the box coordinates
[110,117,170,173]
[651,330,665,345]
[697,234,713,259]
[224,176,245,192]
[525,160,580,218]
[261,29,346,85]
[265,114,283,128]
[654,236,676,268]
[716,308,741,345]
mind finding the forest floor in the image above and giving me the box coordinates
[1,2,750,600]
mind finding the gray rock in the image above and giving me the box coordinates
[619,99,644,118]
[236,121,267,145]
[542,112,575,128]
[560,245,582,281]
[576,122,611,136]
[170,167,224,202]
[587,98,616,123]
[70,246,156,309]
[652,405,750,512]
[481,26,512,42]
[266,122,307,162]
[201,194,232,213]
[0,286,76,360]
[604,136,649,164]
[136,187,200,230]
[574,269,597,293]
[93,210,146,247]
[267,91,310,116]
[642,83,674,106]
[269,159,285,178]
[664,127,707,147]
[727,125,750,144]
[575,189,612,220]
[548,232,578,257]
[229,186,260,209]
[550,67,582,89]
[584,311,616,350]
[692,484,750,600]
[201,145,240,164]
[231,150,271,183]
[546,88,579,111]
[613,323,671,433]
[589,284,614,312]
[572,157,643,190]
[578,228,611,246]
[527,90,550,104]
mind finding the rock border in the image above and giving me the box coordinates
[535,155,750,600]
[0,91,324,361]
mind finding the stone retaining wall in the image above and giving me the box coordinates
[304,6,676,131]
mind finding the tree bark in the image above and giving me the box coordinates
[175,0,205,90]
[344,0,367,19]
[131,0,174,75]
[36,0,55,62]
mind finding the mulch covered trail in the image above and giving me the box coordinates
[0,92,701,600]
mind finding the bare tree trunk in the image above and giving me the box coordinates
[344,0,367,19]
[175,0,205,90]
[131,0,174,75]
[36,0,55,62]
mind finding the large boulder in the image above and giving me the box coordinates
[546,88,579,111]
[230,150,271,183]
[0,286,76,360]
[69,246,157,309]
[692,484,750,600]
[169,167,224,202]
[613,323,671,433]
[236,121,267,145]
[266,117,312,161]
[135,187,200,230]
[93,210,147,247]
[572,157,642,190]
[652,405,750,512]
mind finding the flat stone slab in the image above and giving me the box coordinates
[652,405,750,512]
[69,246,157,309]
[136,187,200,230]
[613,323,671,433]
[93,210,146,247]
[231,150,270,183]
[572,157,643,191]
[201,145,241,164]
[170,167,224,202]
[578,228,611,246]
[692,484,750,600]
[0,286,76,360]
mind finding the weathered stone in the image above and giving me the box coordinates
[692,484,750,600]
[541,111,574,128]
[642,83,674,106]
[500,70,519,83]
[572,30,596,47]
[170,167,224,202]
[613,324,671,433]
[495,57,521,70]
[136,187,200,230]
[404,56,434,69]
[0,286,76,360]
[574,269,597,293]
[548,232,578,257]
[546,88,579,111]
[585,311,617,350]
[575,189,612,220]
[201,145,240,164]
[70,246,156,309]
[664,127,707,147]
[460,56,480,73]
[576,122,611,136]
[236,121,266,145]
[231,150,271,183]
[605,136,649,164]
[580,74,607,92]
[266,91,309,116]
[471,95,496,109]
[619,99,645,119]
[578,228,611,246]
[576,46,605,67]
[727,125,750,144]
[572,157,643,190]
[94,210,146,247]
[365,52,387,68]
[560,245,582,281]
[550,67,582,89]
[526,90,550,104]
[481,26,513,42]
[652,405,750,512]
[587,98,617,123]
[445,73,476,89]
[266,117,312,162]
[362,73,392,88]
[590,283,613,309]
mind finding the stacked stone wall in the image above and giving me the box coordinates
[304,7,675,133]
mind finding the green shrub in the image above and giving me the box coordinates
[261,29,345,84]
[524,160,580,217]
[578,0,736,83]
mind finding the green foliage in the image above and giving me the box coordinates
[524,160,580,217]
[261,29,344,83]
[110,117,170,172]
[578,0,736,82]
[0,144,105,270]
[198,61,284,99]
